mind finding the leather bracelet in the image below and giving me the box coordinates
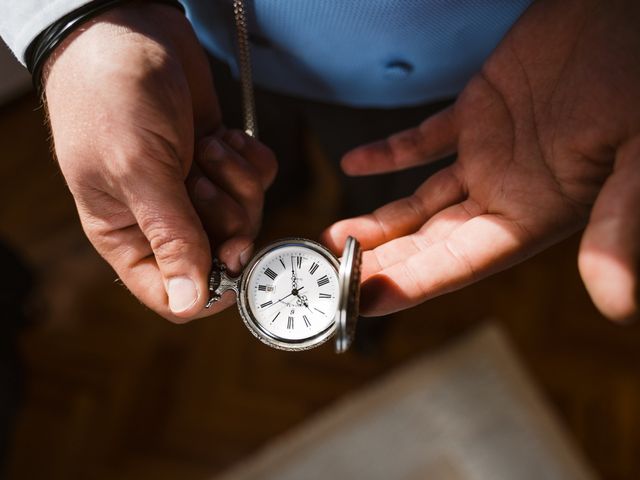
[25,0,185,97]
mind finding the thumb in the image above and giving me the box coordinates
[578,138,640,323]
[126,166,212,319]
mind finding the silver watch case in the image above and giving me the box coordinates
[206,237,361,353]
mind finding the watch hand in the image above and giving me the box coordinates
[265,292,293,308]
[267,286,305,308]
[291,287,312,311]
[300,296,313,314]
[291,256,299,290]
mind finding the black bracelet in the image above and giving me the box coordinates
[25,0,185,97]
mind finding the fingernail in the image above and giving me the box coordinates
[194,177,217,201]
[240,244,253,267]
[227,131,245,151]
[167,276,198,313]
[205,139,225,159]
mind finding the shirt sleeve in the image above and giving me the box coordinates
[0,0,94,65]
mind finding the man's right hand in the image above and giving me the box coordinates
[43,3,276,322]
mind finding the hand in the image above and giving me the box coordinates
[44,3,276,322]
[296,294,311,311]
[290,255,299,290]
[190,129,276,272]
[270,286,305,308]
[323,0,640,323]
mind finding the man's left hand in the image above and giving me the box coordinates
[323,0,640,323]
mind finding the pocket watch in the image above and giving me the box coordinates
[206,236,362,353]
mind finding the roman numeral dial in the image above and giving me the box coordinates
[264,267,278,280]
[247,243,340,344]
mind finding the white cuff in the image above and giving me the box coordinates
[0,0,94,65]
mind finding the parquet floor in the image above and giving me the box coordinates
[1,93,639,480]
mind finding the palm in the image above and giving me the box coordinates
[324,0,640,320]
[452,75,599,248]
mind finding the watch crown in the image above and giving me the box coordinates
[206,259,239,308]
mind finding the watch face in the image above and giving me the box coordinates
[239,239,340,350]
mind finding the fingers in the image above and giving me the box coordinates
[578,139,640,323]
[322,166,465,252]
[217,235,254,275]
[187,130,275,275]
[194,135,265,237]
[360,198,483,279]
[106,224,236,322]
[341,106,457,176]
[188,164,250,242]
[359,214,530,316]
[116,162,212,320]
[221,130,278,188]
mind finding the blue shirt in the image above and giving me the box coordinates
[184,0,532,108]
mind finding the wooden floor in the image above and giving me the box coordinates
[1,93,639,480]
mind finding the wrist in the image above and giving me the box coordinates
[27,0,185,97]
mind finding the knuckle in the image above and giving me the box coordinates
[389,129,421,160]
[214,205,247,238]
[202,138,234,166]
[444,239,476,281]
[231,172,262,204]
[143,219,207,265]
[228,210,252,235]
[222,218,243,237]
[224,129,248,152]
[242,176,264,202]
[151,234,190,265]
[234,138,278,186]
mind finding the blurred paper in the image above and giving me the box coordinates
[215,324,595,480]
